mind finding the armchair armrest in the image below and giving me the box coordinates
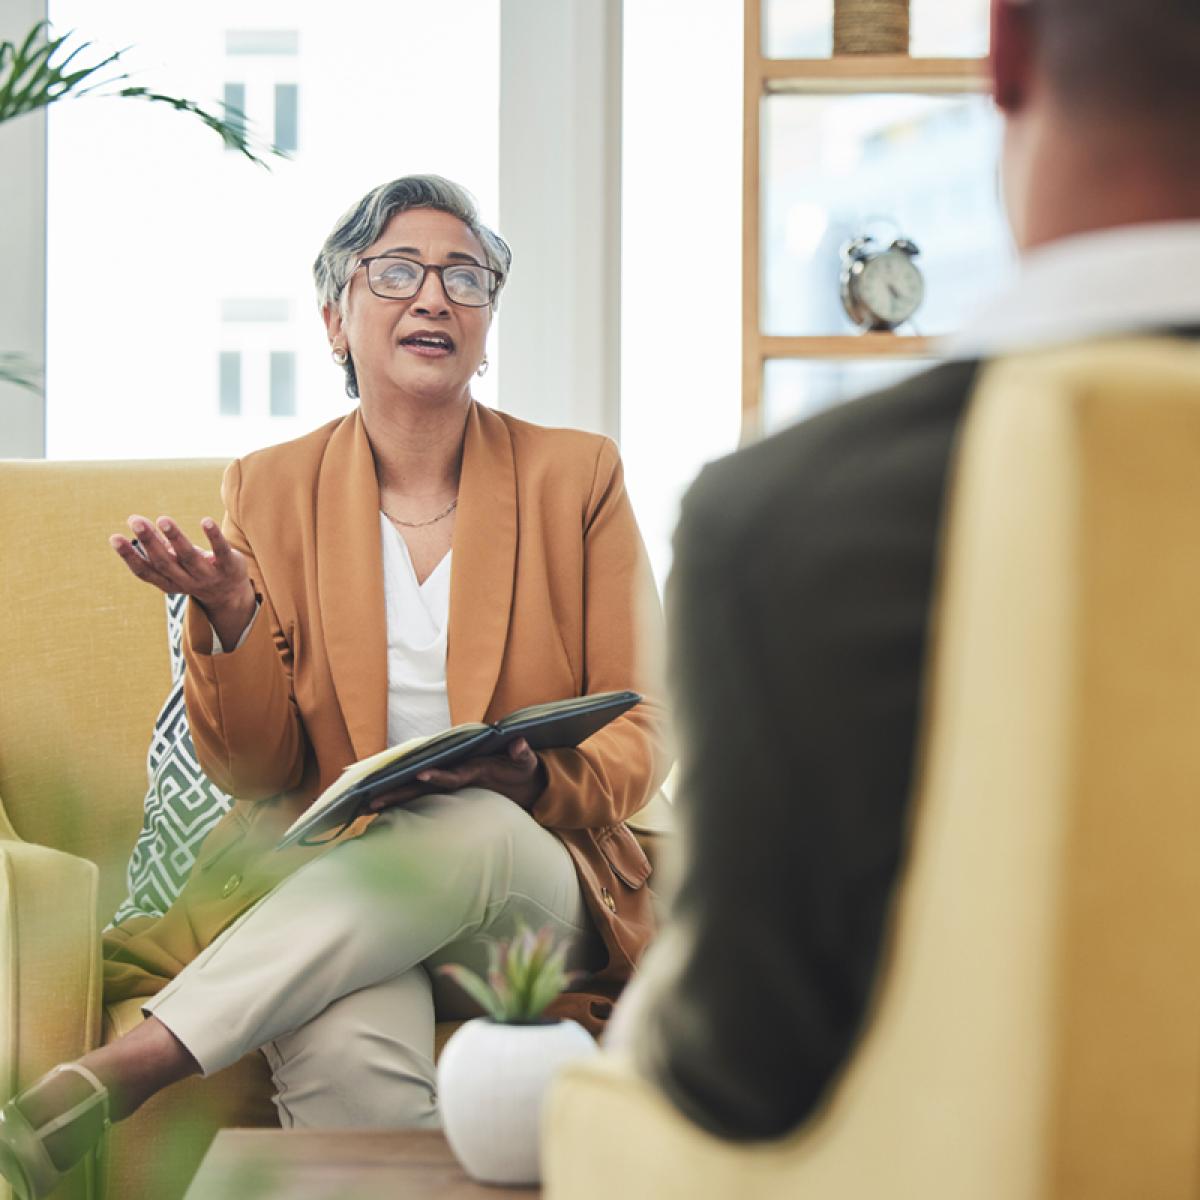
[0,815,102,1095]
[543,1054,804,1200]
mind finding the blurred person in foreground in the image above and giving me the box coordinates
[0,174,668,1199]
[613,0,1200,1140]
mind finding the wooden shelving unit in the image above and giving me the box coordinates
[763,334,938,359]
[742,2,988,440]
[763,55,987,95]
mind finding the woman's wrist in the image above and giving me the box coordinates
[199,586,257,651]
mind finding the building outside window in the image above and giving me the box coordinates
[44,0,500,460]
[36,0,1006,589]
[218,350,241,416]
[274,83,299,154]
[222,81,246,144]
[269,350,296,417]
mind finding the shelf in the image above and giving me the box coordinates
[760,334,940,360]
[741,0,987,436]
[760,56,988,95]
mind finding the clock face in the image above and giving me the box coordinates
[857,250,924,328]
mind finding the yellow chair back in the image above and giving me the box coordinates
[0,460,227,920]
[545,338,1200,1199]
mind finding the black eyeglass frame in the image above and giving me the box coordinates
[351,254,502,308]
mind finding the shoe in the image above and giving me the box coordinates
[0,1063,110,1200]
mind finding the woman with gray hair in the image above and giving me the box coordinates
[0,175,669,1199]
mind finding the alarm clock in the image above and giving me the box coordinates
[839,235,925,331]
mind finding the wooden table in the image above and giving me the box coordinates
[183,1129,541,1199]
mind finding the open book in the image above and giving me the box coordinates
[276,690,642,851]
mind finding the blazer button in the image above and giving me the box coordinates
[601,887,616,913]
[221,873,242,898]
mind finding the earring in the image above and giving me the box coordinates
[331,345,349,366]
[476,357,489,377]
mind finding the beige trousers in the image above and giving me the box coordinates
[144,788,596,1128]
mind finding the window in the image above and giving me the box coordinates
[220,299,297,426]
[218,351,241,416]
[222,298,290,323]
[763,0,990,58]
[746,0,1012,442]
[222,81,246,147]
[274,83,298,154]
[761,93,1009,339]
[44,0,500,460]
[619,0,1005,588]
[763,357,930,430]
[621,0,743,589]
[226,30,299,56]
[269,351,296,417]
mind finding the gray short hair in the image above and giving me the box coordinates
[313,175,512,398]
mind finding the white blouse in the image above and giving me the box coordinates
[209,514,454,748]
[379,512,453,747]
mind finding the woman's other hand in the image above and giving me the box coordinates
[366,738,548,814]
[110,514,257,649]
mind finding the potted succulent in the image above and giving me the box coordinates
[437,924,598,1186]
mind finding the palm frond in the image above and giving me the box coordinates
[0,23,123,123]
[0,21,282,167]
[0,354,43,395]
[111,87,276,165]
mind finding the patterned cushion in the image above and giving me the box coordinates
[109,594,234,926]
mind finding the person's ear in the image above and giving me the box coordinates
[991,0,1036,114]
[322,302,344,344]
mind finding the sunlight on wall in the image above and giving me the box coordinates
[621,0,744,590]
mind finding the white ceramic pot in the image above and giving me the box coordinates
[437,1017,597,1185]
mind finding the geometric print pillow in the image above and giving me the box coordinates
[108,592,234,927]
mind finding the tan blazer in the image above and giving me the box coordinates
[103,402,671,1034]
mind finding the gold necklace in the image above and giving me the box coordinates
[381,497,458,528]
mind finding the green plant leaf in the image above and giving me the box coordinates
[112,86,283,166]
[442,925,579,1022]
[525,944,572,1019]
[505,926,535,1014]
[0,353,42,394]
[526,925,555,979]
[436,963,504,1021]
[0,21,282,167]
[0,23,123,123]
[518,930,546,1013]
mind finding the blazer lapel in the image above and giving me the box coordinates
[447,401,517,724]
[316,410,389,760]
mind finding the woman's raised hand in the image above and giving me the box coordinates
[110,515,257,649]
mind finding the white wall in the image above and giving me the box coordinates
[498,0,622,439]
[620,0,744,587]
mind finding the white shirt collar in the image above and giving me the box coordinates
[946,221,1200,359]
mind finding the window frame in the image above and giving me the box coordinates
[1,0,624,458]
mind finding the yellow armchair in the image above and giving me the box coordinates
[0,460,276,1200]
[0,814,103,1200]
[0,456,673,1200]
[545,340,1200,1200]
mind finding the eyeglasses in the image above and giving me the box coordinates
[353,255,501,308]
